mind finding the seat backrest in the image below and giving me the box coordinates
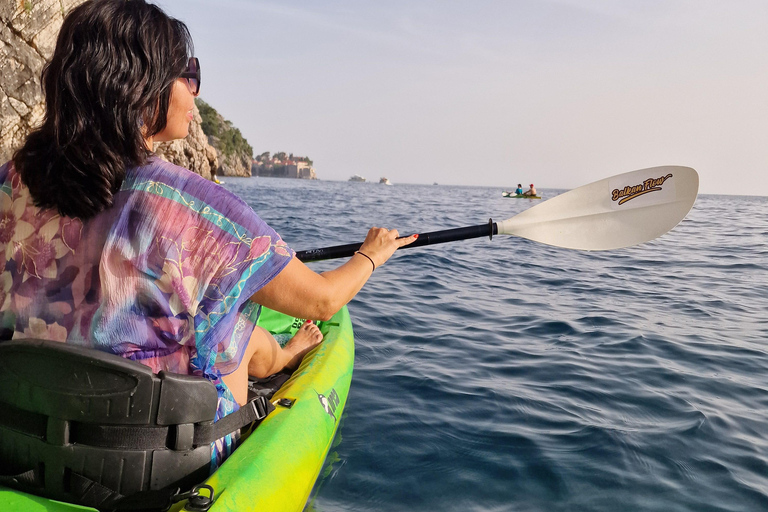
[0,338,218,503]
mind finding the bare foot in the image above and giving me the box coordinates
[285,320,323,370]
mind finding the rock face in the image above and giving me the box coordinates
[0,0,218,179]
[0,0,84,164]
[209,138,252,177]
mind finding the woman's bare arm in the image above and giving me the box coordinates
[251,228,417,320]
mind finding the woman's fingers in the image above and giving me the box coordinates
[397,233,418,247]
[358,227,419,268]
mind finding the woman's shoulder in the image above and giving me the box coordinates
[129,157,213,186]
[128,157,245,203]
[125,156,257,225]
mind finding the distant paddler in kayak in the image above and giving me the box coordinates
[1,0,416,505]
[501,183,524,197]
[503,182,541,198]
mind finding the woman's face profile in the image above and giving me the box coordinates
[153,79,196,142]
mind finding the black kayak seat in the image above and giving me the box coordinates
[0,338,273,510]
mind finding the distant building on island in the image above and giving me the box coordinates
[252,152,317,179]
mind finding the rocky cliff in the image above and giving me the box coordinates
[208,137,252,177]
[0,0,217,178]
[0,0,82,164]
[196,99,253,177]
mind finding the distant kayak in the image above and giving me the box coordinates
[502,191,541,199]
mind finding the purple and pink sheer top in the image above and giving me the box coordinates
[0,157,294,468]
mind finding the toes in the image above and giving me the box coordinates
[297,320,321,338]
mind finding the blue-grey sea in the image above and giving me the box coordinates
[224,176,768,512]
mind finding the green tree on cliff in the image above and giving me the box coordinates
[195,98,254,159]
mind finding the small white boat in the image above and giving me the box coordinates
[379,177,392,185]
[348,174,366,182]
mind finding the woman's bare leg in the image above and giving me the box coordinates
[222,321,323,406]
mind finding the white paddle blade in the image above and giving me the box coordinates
[496,166,699,251]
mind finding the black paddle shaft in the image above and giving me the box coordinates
[296,219,498,262]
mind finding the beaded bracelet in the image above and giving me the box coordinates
[355,251,376,271]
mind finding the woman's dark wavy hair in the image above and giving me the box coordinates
[13,0,193,219]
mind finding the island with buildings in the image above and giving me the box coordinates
[252,152,316,179]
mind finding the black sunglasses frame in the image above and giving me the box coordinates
[180,57,201,96]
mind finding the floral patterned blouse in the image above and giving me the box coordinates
[0,157,294,469]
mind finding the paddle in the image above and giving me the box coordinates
[296,165,699,262]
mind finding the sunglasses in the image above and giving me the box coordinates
[180,57,200,96]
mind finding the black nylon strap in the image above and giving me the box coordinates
[70,472,183,511]
[70,471,125,509]
[194,395,273,445]
[1,403,47,438]
[73,423,170,450]
[0,469,179,511]
[0,468,40,489]
[72,396,274,450]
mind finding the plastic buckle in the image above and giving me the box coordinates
[247,395,274,418]
[172,423,195,451]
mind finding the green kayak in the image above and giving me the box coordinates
[0,306,354,512]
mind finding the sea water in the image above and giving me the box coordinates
[225,177,768,512]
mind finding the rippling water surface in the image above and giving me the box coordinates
[225,177,768,512]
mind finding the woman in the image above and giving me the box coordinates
[3,0,415,467]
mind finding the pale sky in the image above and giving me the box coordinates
[157,0,768,195]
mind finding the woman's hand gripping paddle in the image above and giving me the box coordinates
[296,166,699,261]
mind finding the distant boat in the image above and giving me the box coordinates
[379,177,392,185]
[349,175,366,182]
[502,191,541,199]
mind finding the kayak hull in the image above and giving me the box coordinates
[182,306,354,511]
[502,192,541,199]
[0,306,354,512]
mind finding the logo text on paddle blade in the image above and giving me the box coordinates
[611,173,674,207]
